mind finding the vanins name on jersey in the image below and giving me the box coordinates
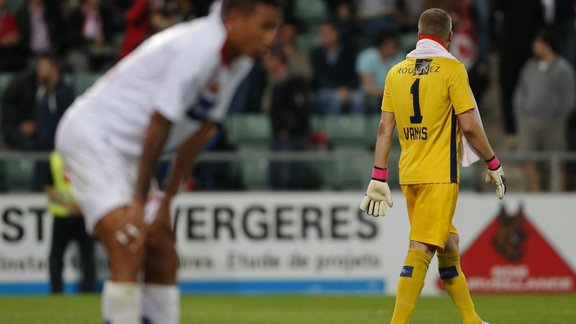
[403,126,428,140]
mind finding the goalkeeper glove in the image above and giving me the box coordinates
[360,166,393,217]
[485,155,506,199]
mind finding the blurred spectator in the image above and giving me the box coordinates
[355,30,403,112]
[16,0,65,57]
[471,0,491,67]
[229,61,267,113]
[513,29,575,191]
[396,0,423,32]
[542,0,576,68]
[277,20,312,80]
[311,20,363,114]
[1,56,42,150]
[262,44,311,190]
[119,0,150,58]
[33,55,75,152]
[0,0,26,71]
[494,0,543,142]
[447,0,491,102]
[119,0,177,58]
[174,0,213,21]
[174,0,195,21]
[357,0,398,46]
[65,0,116,72]
[327,0,360,49]
[260,19,313,112]
[1,54,75,153]
[35,57,76,202]
[468,0,491,102]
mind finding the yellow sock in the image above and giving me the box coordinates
[390,248,432,324]
[438,252,482,324]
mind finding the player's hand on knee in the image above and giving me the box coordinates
[484,155,506,199]
[148,194,176,245]
[115,202,148,253]
[155,194,173,227]
[360,167,393,217]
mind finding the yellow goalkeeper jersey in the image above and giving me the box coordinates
[381,57,475,184]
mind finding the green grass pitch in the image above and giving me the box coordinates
[0,294,574,323]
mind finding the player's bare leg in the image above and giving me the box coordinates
[390,241,435,323]
[95,207,145,324]
[142,201,180,324]
[144,218,178,284]
[438,233,483,324]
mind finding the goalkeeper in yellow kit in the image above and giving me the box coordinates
[360,8,506,324]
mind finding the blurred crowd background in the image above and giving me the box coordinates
[0,0,575,193]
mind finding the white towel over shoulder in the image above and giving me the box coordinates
[406,39,481,167]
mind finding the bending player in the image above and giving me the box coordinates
[360,8,505,324]
[55,1,281,323]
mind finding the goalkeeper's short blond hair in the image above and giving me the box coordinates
[418,8,452,42]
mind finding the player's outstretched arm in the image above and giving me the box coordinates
[135,111,173,203]
[457,109,506,199]
[127,111,173,252]
[361,111,395,216]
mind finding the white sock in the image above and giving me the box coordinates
[102,280,142,324]
[141,283,180,324]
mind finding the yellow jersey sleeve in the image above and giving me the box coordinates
[381,71,394,112]
[449,63,476,115]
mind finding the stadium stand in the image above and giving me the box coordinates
[294,0,327,24]
[226,113,271,148]
[74,73,101,95]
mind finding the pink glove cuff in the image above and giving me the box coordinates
[485,155,501,170]
[372,167,388,181]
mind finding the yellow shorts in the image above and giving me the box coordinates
[401,183,459,249]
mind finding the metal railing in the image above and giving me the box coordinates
[496,151,576,192]
[0,150,575,192]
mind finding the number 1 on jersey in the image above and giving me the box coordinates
[410,79,423,124]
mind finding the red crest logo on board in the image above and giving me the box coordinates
[436,204,576,293]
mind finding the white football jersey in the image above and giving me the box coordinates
[59,12,253,158]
